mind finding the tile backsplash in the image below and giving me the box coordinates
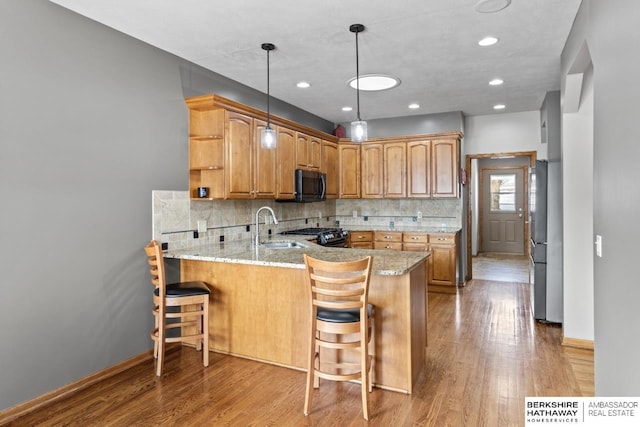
[152,191,462,250]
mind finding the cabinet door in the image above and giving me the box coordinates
[407,140,431,198]
[253,119,277,198]
[322,140,339,199]
[431,139,459,198]
[361,143,384,198]
[225,111,253,198]
[383,142,406,198]
[276,127,296,199]
[309,136,322,170]
[428,243,456,286]
[339,144,361,198]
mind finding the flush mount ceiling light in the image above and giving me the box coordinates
[296,81,310,88]
[478,36,499,46]
[408,103,420,109]
[342,106,353,112]
[348,74,400,91]
[489,78,504,86]
[260,43,277,149]
[493,104,506,110]
[349,23,367,143]
[475,0,511,13]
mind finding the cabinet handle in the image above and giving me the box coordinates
[411,237,419,240]
[438,237,446,241]
[358,236,365,239]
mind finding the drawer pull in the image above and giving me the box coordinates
[385,236,392,239]
[411,237,419,240]
[358,236,365,239]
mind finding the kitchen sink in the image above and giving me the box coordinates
[261,241,306,249]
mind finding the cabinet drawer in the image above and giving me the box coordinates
[374,231,403,242]
[402,242,428,252]
[351,242,373,249]
[428,234,456,244]
[350,231,373,242]
[374,241,404,251]
[402,233,429,244]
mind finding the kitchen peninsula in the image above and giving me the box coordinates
[165,238,429,394]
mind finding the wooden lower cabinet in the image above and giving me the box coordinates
[374,231,403,250]
[427,233,459,293]
[355,230,459,292]
[348,230,373,249]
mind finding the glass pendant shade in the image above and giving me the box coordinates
[261,126,277,149]
[350,120,368,143]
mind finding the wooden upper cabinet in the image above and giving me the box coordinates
[407,140,431,198]
[252,119,277,199]
[431,139,459,198]
[339,143,361,198]
[383,142,406,198]
[361,143,384,198]
[225,111,254,198]
[276,127,296,200]
[296,132,322,170]
[322,140,339,199]
[407,138,459,198]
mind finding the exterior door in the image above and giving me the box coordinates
[481,167,525,254]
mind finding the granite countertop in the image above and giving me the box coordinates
[165,236,429,276]
[346,226,461,234]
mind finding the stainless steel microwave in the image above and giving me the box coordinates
[292,169,326,202]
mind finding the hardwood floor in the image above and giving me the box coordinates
[5,278,593,426]
[472,253,530,283]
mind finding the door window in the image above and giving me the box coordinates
[490,174,516,212]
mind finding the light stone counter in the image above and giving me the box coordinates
[346,226,461,234]
[165,235,429,276]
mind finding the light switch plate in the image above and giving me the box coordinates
[197,220,207,233]
[595,235,603,257]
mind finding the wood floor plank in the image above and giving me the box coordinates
[4,278,593,426]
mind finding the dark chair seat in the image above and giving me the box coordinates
[154,281,210,297]
[317,304,374,323]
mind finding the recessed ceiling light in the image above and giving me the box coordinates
[493,104,506,110]
[342,106,353,112]
[478,36,499,47]
[348,74,401,91]
[296,81,310,88]
[489,78,504,86]
[475,0,511,13]
[408,103,420,109]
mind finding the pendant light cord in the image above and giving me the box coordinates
[355,28,361,121]
[266,48,271,127]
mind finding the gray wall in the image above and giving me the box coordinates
[562,0,640,395]
[0,0,332,410]
[340,110,464,139]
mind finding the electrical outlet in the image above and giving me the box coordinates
[197,220,207,233]
[390,221,395,229]
[417,211,422,219]
[193,231,199,239]
[220,235,225,242]
[595,235,603,257]
[318,211,322,219]
[352,210,358,218]
[161,242,168,251]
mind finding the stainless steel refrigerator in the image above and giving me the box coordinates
[529,160,563,323]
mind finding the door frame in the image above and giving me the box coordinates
[464,151,537,282]
[478,165,528,255]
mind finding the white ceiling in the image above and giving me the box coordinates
[49,0,581,124]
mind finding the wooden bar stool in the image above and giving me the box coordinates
[303,254,375,420]
[144,240,210,376]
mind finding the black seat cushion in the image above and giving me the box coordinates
[317,304,374,323]
[154,281,210,297]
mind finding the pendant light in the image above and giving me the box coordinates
[350,24,367,143]
[261,43,277,149]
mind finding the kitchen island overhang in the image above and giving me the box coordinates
[165,239,429,394]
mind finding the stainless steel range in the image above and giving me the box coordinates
[280,227,349,247]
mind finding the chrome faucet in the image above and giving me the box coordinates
[254,206,279,246]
